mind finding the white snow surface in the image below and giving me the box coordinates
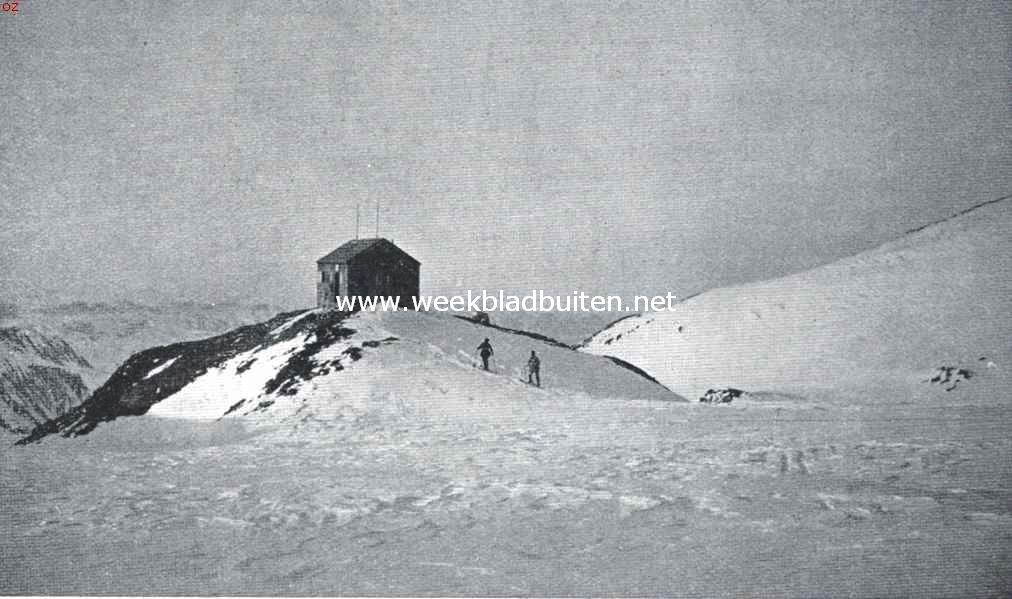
[5,364,1010,596]
[583,198,1012,400]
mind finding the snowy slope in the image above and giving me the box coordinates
[582,197,1012,400]
[20,309,680,442]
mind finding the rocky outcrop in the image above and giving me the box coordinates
[699,388,745,404]
[925,366,973,391]
[17,310,350,443]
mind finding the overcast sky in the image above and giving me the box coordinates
[2,1,1009,307]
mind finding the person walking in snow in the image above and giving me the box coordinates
[527,350,541,387]
[477,338,494,371]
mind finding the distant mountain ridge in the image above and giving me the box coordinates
[0,327,93,436]
[0,327,91,369]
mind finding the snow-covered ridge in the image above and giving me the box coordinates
[143,312,398,421]
[18,310,359,441]
[582,196,1012,400]
[0,301,284,442]
[20,308,681,443]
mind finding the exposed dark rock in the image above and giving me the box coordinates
[699,388,745,404]
[926,366,973,391]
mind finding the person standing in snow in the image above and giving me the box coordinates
[477,338,494,371]
[527,350,541,387]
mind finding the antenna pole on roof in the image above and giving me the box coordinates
[375,201,380,238]
[355,204,360,239]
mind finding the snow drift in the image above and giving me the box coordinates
[582,197,1012,400]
